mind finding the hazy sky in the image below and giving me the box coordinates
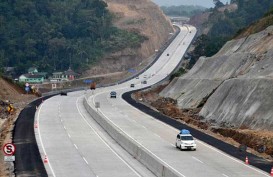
[151,0,230,8]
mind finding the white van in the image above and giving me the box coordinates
[175,129,196,151]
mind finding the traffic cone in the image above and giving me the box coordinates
[34,122,38,128]
[270,167,273,176]
[44,155,48,163]
[245,156,249,164]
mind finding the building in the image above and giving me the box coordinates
[18,67,47,83]
[51,67,79,82]
[19,73,45,83]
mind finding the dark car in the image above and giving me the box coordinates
[130,84,135,88]
[167,53,169,56]
[110,91,117,98]
[60,91,67,96]
[141,80,147,84]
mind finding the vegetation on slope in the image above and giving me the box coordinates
[161,5,206,17]
[189,0,273,68]
[0,0,146,75]
[235,8,273,39]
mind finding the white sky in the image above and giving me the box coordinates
[151,0,230,8]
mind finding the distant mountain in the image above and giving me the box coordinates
[161,5,207,17]
[151,0,216,8]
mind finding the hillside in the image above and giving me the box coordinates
[84,0,174,76]
[160,24,273,131]
[0,77,36,175]
[187,0,273,66]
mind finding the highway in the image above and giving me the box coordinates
[35,25,270,177]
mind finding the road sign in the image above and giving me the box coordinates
[84,79,93,84]
[4,156,15,162]
[3,143,16,156]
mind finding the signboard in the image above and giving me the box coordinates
[4,156,15,162]
[3,143,16,156]
[84,79,93,84]
[95,102,100,108]
[52,83,57,90]
[128,69,136,73]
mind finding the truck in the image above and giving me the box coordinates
[90,82,96,90]
[175,129,196,151]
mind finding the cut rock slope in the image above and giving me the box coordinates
[160,26,273,130]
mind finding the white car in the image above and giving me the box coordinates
[176,129,196,151]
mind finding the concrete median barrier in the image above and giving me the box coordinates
[83,96,181,177]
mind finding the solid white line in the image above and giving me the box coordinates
[37,104,56,177]
[67,133,71,138]
[74,144,78,149]
[192,156,203,164]
[195,140,270,176]
[76,97,142,177]
[63,126,66,130]
[83,157,89,164]
[96,104,186,177]
[222,174,229,177]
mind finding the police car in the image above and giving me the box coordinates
[175,129,196,151]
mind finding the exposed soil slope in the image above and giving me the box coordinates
[84,0,174,76]
[0,77,36,176]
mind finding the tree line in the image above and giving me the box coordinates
[189,0,273,68]
[0,0,146,76]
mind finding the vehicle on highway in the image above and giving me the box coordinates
[167,53,169,56]
[130,84,135,88]
[176,129,196,150]
[60,91,67,96]
[141,80,147,84]
[136,76,139,79]
[143,75,147,78]
[90,82,96,90]
[110,91,117,98]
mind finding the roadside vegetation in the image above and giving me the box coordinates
[0,0,146,75]
[189,0,273,67]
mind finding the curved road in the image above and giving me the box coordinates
[35,24,271,177]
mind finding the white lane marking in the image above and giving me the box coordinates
[64,126,66,130]
[192,156,203,164]
[125,96,271,176]
[76,98,142,177]
[222,174,229,177]
[94,103,186,177]
[83,157,89,164]
[37,104,56,177]
[60,119,63,122]
[154,133,160,138]
[68,133,71,138]
[195,140,270,176]
[74,144,78,149]
[141,125,146,129]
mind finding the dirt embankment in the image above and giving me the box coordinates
[133,85,273,162]
[0,77,37,176]
[84,0,174,76]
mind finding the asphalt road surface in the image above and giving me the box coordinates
[15,24,272,177]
